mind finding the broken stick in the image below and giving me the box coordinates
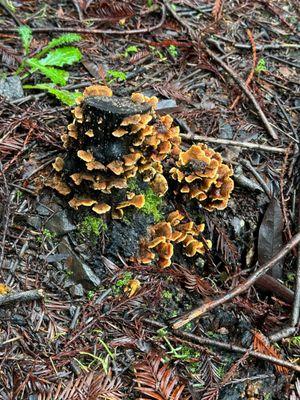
[171,233,300,330]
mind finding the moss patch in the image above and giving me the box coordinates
[79,215,107,242]
[128,178,163,222]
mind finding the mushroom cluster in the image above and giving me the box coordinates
[46,84,234,266]
[139,210,212,268]
[46,85,181,218]
[170,144,234,211]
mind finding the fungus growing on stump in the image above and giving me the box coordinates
[170,144,234,211]
[138,210,212,268]
[46,84,234,267]
[48,85,183,218]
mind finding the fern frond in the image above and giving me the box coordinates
[134,353,190,400]
[37,33,82,58]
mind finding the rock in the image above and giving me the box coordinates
[59,238,101,288]
[26,215,42,230]
[45,210,76,236]
[36,204,52,217]
[219,120,233,139]
[0,76,24,101]
[156,99,177,110]
[70,284,84,297]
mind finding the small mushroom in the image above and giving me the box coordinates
[52,157,64,172]
[123,152,142,166]
[77,150,94,163]
[69,197,97,209]
[116,194,145,209]
[121,114,141,126]
[131,92,146,104]
[70,172,94,185]
[73,106,83,123]
[167,210,185,226]
[107,160,124,175]
[67,123,78,139]
[92,203,111,214]
[150,174,168,197]
[86,160,106,171]
[85,129,94,137]
[112,128,128,138]
[83,85,113,98]
[46,174,71,196]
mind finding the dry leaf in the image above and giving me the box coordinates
[258,198,283,279]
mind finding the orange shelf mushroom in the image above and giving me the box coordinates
[138,210,212,268]
[170,144,234,211]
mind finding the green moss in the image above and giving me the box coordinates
[142,187,163,222]
[127,178,163,222]
[79,215,107,242]
[37,228,56,243]
[112,271,133,295]
[162,290,173,300]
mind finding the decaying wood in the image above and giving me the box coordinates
[0,289,44,307]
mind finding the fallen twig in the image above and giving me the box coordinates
[292,208,300,327]
[0,5,166,35]
[0,0,21,26]
[162,3,278,140]
[171,233,300,329]
[0,289,44,306]
[145,319,300,373]
[204,46,278,140]
[240,159,272,198]
[181,133,286,154]
[269,327,297,343]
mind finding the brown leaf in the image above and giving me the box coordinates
[258,198,283,279]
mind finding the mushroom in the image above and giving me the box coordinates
[46,174,71,196]
[107,160,124,175]
[112,128,128,138]
[121,114,141,126]
[92,203,111,214]
[52,157,64,172]
[69,197,97,209]
[83,85,113,98]
[116,194,145,209]
[77,150,94,163]
[86,160,106,171]
[131,92,146,104]
[85,129,94,137]
[150,174,168,197]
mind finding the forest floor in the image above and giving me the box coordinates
[0,1,299,399]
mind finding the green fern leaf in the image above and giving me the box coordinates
[39,46,82,67]
[24,83,82,106]
[37,33,81,58]
[18,25,32,55]
[26,59,69,86]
